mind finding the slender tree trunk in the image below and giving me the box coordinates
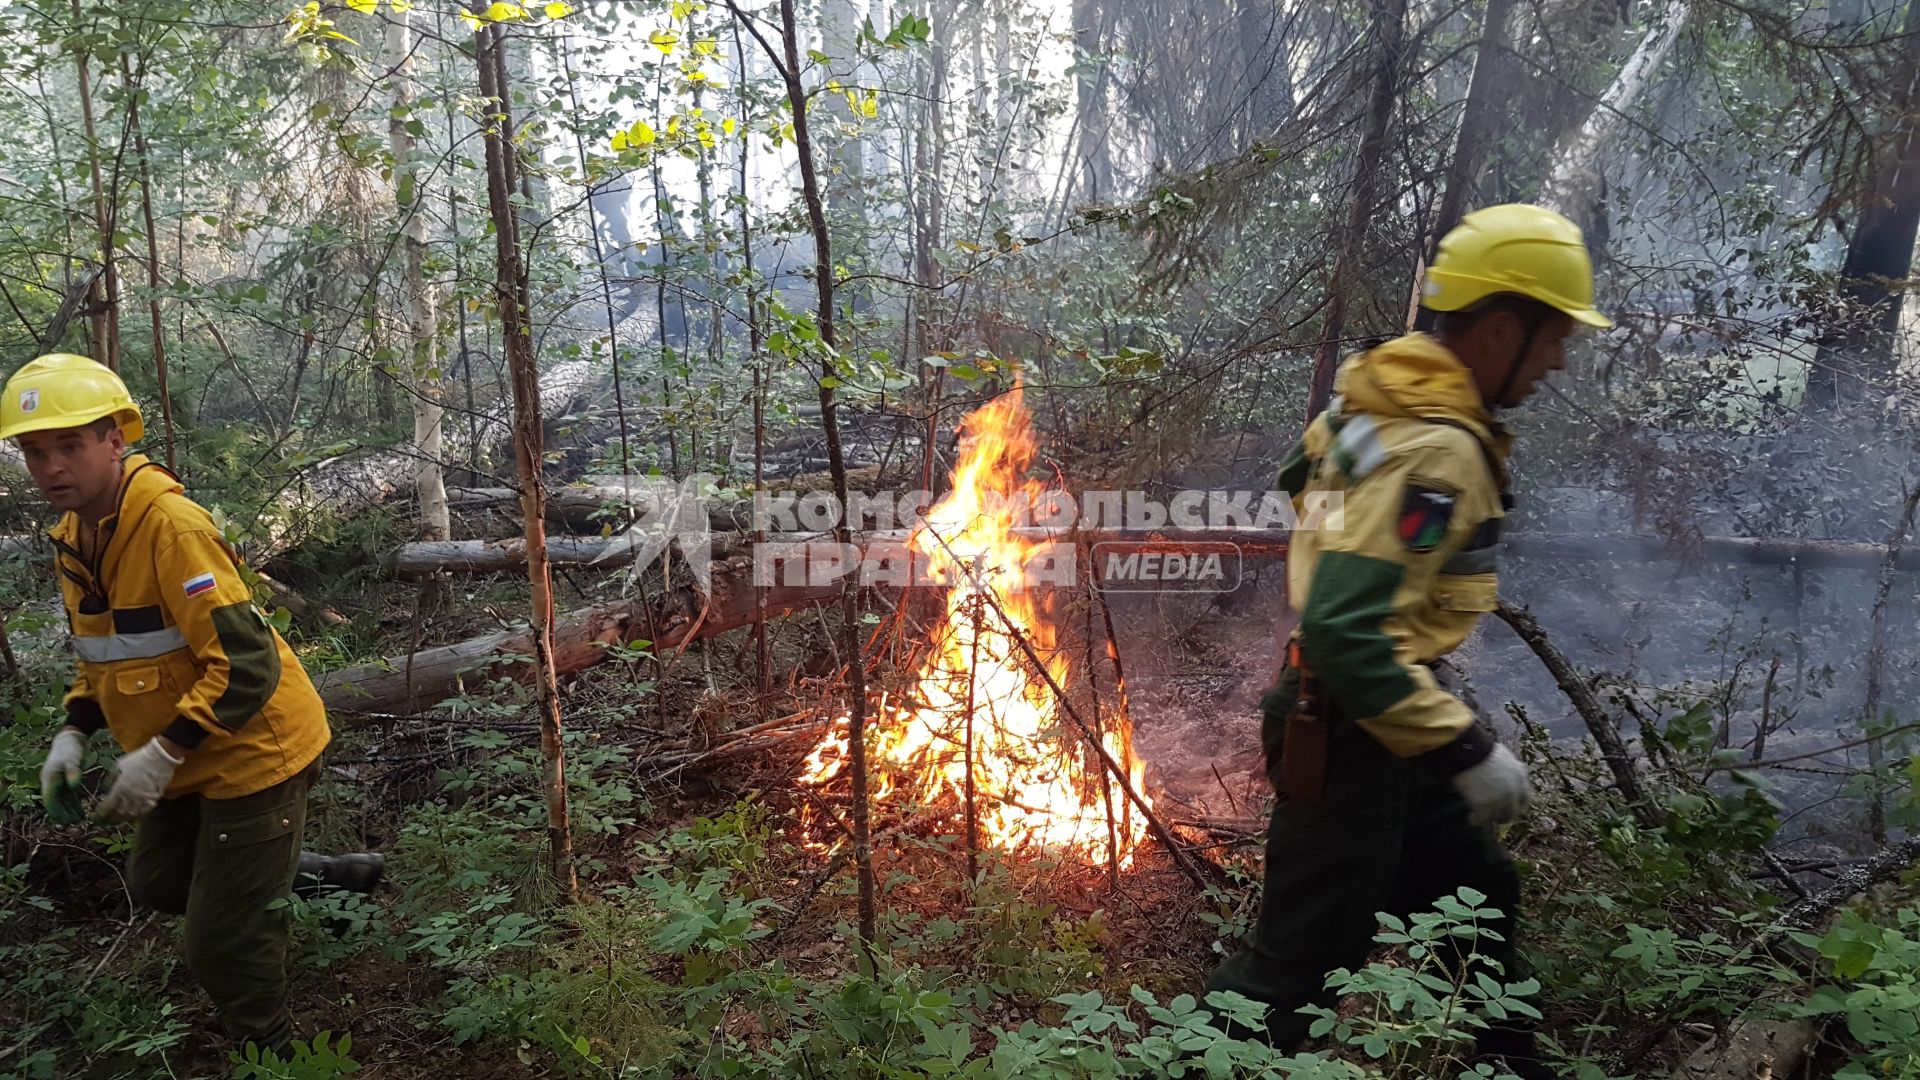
[1808,0,1920,411]
[1862,484,1920,842]
[911,0,947,390]
[122,53,175,471]
[993,0,1011,123]
[1071,0,1110,202]
[72,0,119,370]
[435,2,481,467]
[735,0,880,948]
[1540,0,1692,233]
[1412,0,1515,332]
[389,9,447,544]
[692,76,725,386]
[922,0,948,317]
[652,75,682,475]
[734,20,772,712]
[473,13,576,900]
[1234,0,1295,146]
[824,0,867,313]
[1307,0,1406,418]
[35,66,79,350]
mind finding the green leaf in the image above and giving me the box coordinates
[345,0,377,12]
[544,0,575,16]
[1819,930,1879,980]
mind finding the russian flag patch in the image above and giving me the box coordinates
[182,572,217,598]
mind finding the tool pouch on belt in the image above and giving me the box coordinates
[1277,643,1329,807]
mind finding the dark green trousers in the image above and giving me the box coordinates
[126,764,312,1049]
[1207,672,1524,1049]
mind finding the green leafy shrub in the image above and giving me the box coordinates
[1793,905,1920,1077]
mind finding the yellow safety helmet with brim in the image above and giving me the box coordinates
[1423,204,1612,329]
[0,353,145,442]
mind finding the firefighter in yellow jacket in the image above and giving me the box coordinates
[1206,205,1611,1073]
[7,353,381,1053]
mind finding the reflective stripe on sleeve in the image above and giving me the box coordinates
[71,626,188,662]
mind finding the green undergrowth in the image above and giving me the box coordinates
[3,627,1920,1079]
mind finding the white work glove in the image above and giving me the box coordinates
[94,740,185,823]
[40,729,88,824]
[1452,743,1531,827]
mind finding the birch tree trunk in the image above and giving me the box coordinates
[389,8,448,544]
[1539,0,1693,231]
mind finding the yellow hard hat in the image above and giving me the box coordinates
[1424,204,1612,329]
[0,353,145,442]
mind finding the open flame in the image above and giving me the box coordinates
[799,385,1151,867]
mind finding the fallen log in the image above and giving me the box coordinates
[336,526,1296,709]
[321,525,1920,710]
[391,526,1294,577]
[399,528,1920,577]
[446,483,756,533]
[394,535,669,575]
[247,360,607,563]
[1504,532,1920,572]
[1772,836,1920,933]
[317,544,851,714]
[1674,1011,1817,1079]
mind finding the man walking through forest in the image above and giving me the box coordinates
[7,353,382,1055]
[1206,205,1611,1073]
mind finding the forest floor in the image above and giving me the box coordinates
[3,549,1911,1079]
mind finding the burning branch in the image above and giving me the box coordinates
[971,567,1221,891]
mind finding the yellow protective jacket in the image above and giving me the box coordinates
[1277,334,1511,773]
[52,455,330,799]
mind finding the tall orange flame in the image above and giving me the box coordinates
[800,385,1151,866]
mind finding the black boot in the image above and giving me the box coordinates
[293,852,385,899]
[1470,1022,1557,1080]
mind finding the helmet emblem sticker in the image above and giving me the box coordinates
[19,389,38,413]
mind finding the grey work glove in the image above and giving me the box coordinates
[40,729,88,825]
[94,740,184,823]
[1452,743,1530,827]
